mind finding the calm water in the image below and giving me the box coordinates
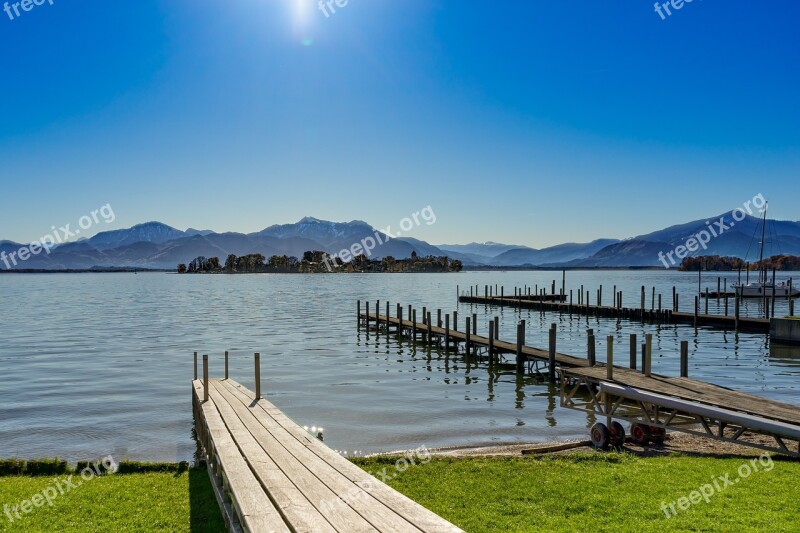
[1,271,799,463]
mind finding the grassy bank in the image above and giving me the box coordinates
[0,462,224,532]
[354,453,800,532]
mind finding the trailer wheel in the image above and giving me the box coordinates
[609,421,626,447]
[590,423,610,450]
[650,427,667,444]
[630,423,651,445]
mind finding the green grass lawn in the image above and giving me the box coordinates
[354,453,800,532]
[0,467,224,532]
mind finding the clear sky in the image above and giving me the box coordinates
[1,0,798,247]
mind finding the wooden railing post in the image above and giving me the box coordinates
[254,352,261,400]
[224,351,229,380]
[203,354,209,402]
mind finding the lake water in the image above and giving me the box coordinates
[1,270,799,463]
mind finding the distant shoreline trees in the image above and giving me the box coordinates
[178,251,462,274]
[679,255,800,271]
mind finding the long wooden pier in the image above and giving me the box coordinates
[358,302,800,456]
[458,294,770,333]
[192,355,462,532]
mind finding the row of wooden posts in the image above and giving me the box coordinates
[458,281,787,331]
[193,351,262,402]
[358,300,694,382]
[460,274,795,322]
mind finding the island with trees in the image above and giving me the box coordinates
[177,251,462,274]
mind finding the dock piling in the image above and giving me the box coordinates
[488,321,495,365]
[225,351,229,380]
[629,334,637,370]
[606,336,613,381]
[194,351,198,381]
[587,329,596,367]
[203,354,209,402]
[548,324,557,383]
[515,321,526,374]
[254,352,261,400]
[645,334,653,377]
[680,341,689,378]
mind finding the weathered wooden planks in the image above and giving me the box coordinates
[193,379,463,533]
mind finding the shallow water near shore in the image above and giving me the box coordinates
[1,270,798,463]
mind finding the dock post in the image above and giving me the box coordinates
[734,294,740,331]
[717,277,721,300]
[422,306,427,325]
[494,317,499,339]
[386,301,390,326]
[640,286,645,321]
[548,324,557,383]
[606,336,613,381]
[357,300,361,329]
[694,296,699,327]
[587,329,596,367]
[194,352,198,381]
[645,334,653,377]
[437,309,442,328]
[203,354,209,402]
[465,317,471,355]
[365,301,370,330]
[485,285,488,298]
[488,321,494,365]
[652,286,656,311]
[472,314,477,335]
[675,293,679,312]
[680,341,689,378]
[224,351,229,380]
[562,270,566,299]
[412,309,417,341]
[705,289,709,315]
[672,286,677,311]
[790,279,795,316]
[398,305,404,336]
[453,311,458,329]
[724,295,729,316]
[254,352,261,400]
[501,286,504,299]
[427,312,432,346]
[599,285,602,307]
[569,290,573,311]
[445,314,451,349]
[771,268,777,319]
[515,320,525,374]
[377,300,381,331]
[629,334,637,370]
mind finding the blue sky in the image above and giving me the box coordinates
[1,0,798,247]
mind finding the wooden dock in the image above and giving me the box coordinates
[192,357,462,532]
[457,294,770,333]
[358,302,800,456]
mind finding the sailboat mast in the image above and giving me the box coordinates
[759,202,768,284]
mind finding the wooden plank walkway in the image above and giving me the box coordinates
[192,378,463,533]
[458,295,770,333]
[562,366,800,427]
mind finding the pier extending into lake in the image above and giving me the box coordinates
[358,301,800,457]
[457,282,773,333]
[192,354,462,533]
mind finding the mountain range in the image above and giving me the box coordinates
[1,213,799,271]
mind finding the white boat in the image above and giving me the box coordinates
[731,202,800,299]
